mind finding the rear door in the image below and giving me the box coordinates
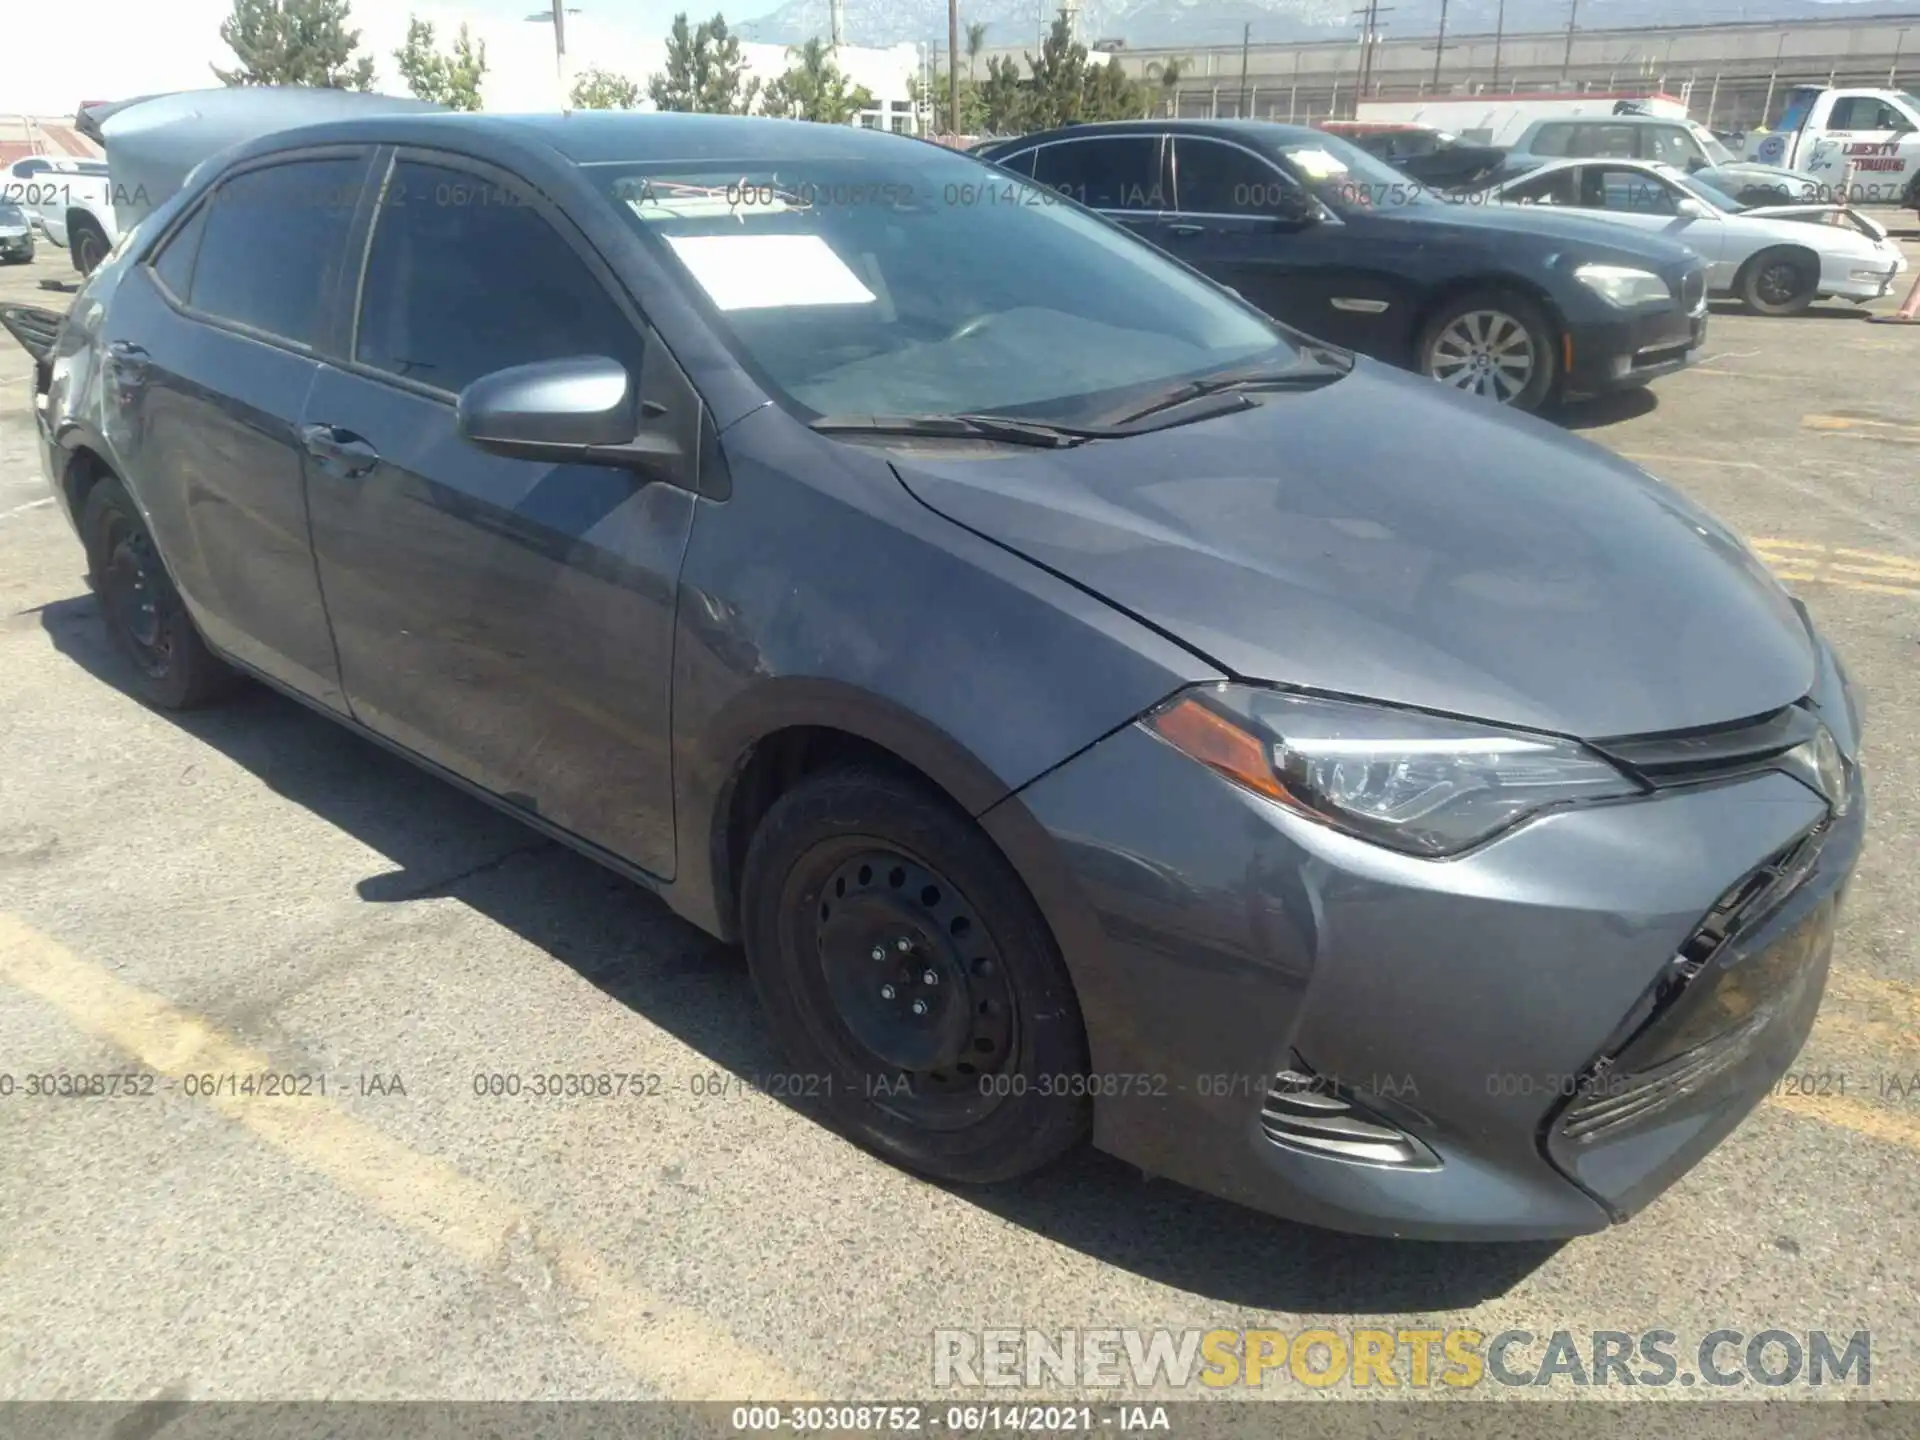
[301,151,696,878]
[112,149,373,708]
[1026,134,1170,240]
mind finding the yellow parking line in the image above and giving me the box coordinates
[1802,413,1920,443]
[0,912,811,1401]
[1769,1090,1920,1150]
[1750,538,1920,598]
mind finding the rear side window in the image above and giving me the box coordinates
[1033,137,1167,211]
[186,158,365,347]
[354,159,644,396]
[149,203,207,300]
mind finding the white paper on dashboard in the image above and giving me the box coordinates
[663,233,878,311]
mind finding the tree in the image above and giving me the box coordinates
[910,70,986,134]
[762,39,875,124]
[1081,54,1147,121]
[965,21,987,82]
[648,12,761,115]
[571,66,644,109]
[976,54,1027,135]
[1023,12,1089,130]
[1149,56,1189,117]
[213,0,376,89]
[393,16,487,110]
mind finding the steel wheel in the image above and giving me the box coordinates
[1425,308,1538,404]
[802,844,1019,1129]
[100,513,174,679]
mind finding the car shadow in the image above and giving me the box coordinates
[38,591,1561,1314]
[1707,299,1878,321]
[1553,387,1657,430]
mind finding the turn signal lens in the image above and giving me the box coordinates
[1149,697,1289,803]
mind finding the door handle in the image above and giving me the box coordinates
[299,423,381,479]
[1166,222,1206,237]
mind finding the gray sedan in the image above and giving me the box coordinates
[10,96,1867,1242]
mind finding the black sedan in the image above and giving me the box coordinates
[979,120,1709,410]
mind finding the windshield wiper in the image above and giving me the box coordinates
[1101,353,1354,427]
[809,413,1116,448]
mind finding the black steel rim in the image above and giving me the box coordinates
[101,515,172,678]
[1757,261,1802,307]
[791,843,1019,1130]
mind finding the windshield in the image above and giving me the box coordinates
[1686,122,1738,166]
[1273,133,1436,209]
[593,150,1287,424]
[1675,172,1747,212]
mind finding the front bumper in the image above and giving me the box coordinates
[1564,294,1707,396]
[993,678,1863,1241]
[0,231,33,260]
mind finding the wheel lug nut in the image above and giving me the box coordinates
[870,946,885,961]
[895,937,912,952]
[910,999,928,1015]
[880,984,897,1000]
[922,970,938,985]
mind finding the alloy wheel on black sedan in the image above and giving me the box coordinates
[1419,291,1557,410]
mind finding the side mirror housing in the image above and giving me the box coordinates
[457,355,639,465]
[1674,197,1709,219]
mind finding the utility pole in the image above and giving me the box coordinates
[948,0,960,136]
[1351,1,1391,103]
[1431,0,1448,91]
[1561,0,1578,84]
[1491,0,1505,92]
[1238,23,1252,118]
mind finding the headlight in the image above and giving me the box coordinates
[1573,263,1673,307]
[1147,687,1646,857]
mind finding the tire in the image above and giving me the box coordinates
[740,766,1091,1184]
[1417,290,1558,411]
[1737,248,1817,317]
[80,476,238,709]
[68,214,110,276]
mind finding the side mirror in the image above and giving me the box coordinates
[457,355,641,465]
[1684,156,1708,172]
[1674,197,1708,219]
[1271,187,1322,227]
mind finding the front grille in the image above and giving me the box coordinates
[0,304,61,396]
[1591,704,1820,790]
[1259,1061,1438,1170]
[1559,1004,1772,1142]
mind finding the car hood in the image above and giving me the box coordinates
[889,362,1814,741]
[1361,199,1698,272]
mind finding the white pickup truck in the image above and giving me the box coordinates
[1743,85,1920,209]
[0,154,119,274]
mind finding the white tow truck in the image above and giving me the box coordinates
[14,156,121,274]
[1743,85,1920,209]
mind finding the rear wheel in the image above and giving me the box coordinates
[68,214,110,276]
[80,476,238,709]
[1737,248,1817,316]
[1418,291,1558,411]
[740,767,1090,1184]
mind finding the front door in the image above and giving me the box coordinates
[302,152,695,878]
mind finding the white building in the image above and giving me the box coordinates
[4,0,924,132]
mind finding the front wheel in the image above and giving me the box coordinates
[1738,248,1817,316]
[1418,291,1558,410]
[740,767,1091,1184]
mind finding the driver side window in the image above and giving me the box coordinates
[1586,166,1679,215]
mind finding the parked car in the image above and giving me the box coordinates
[978,120,1708,410]
[10,103,1866,1243]
[4,156,119,273]
[1485,158,1906,314]
[1315,120,1507,191]
[0,201,35,263]
[1501,112,1827,206]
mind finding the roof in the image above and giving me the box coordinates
[989,119,1322,150]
